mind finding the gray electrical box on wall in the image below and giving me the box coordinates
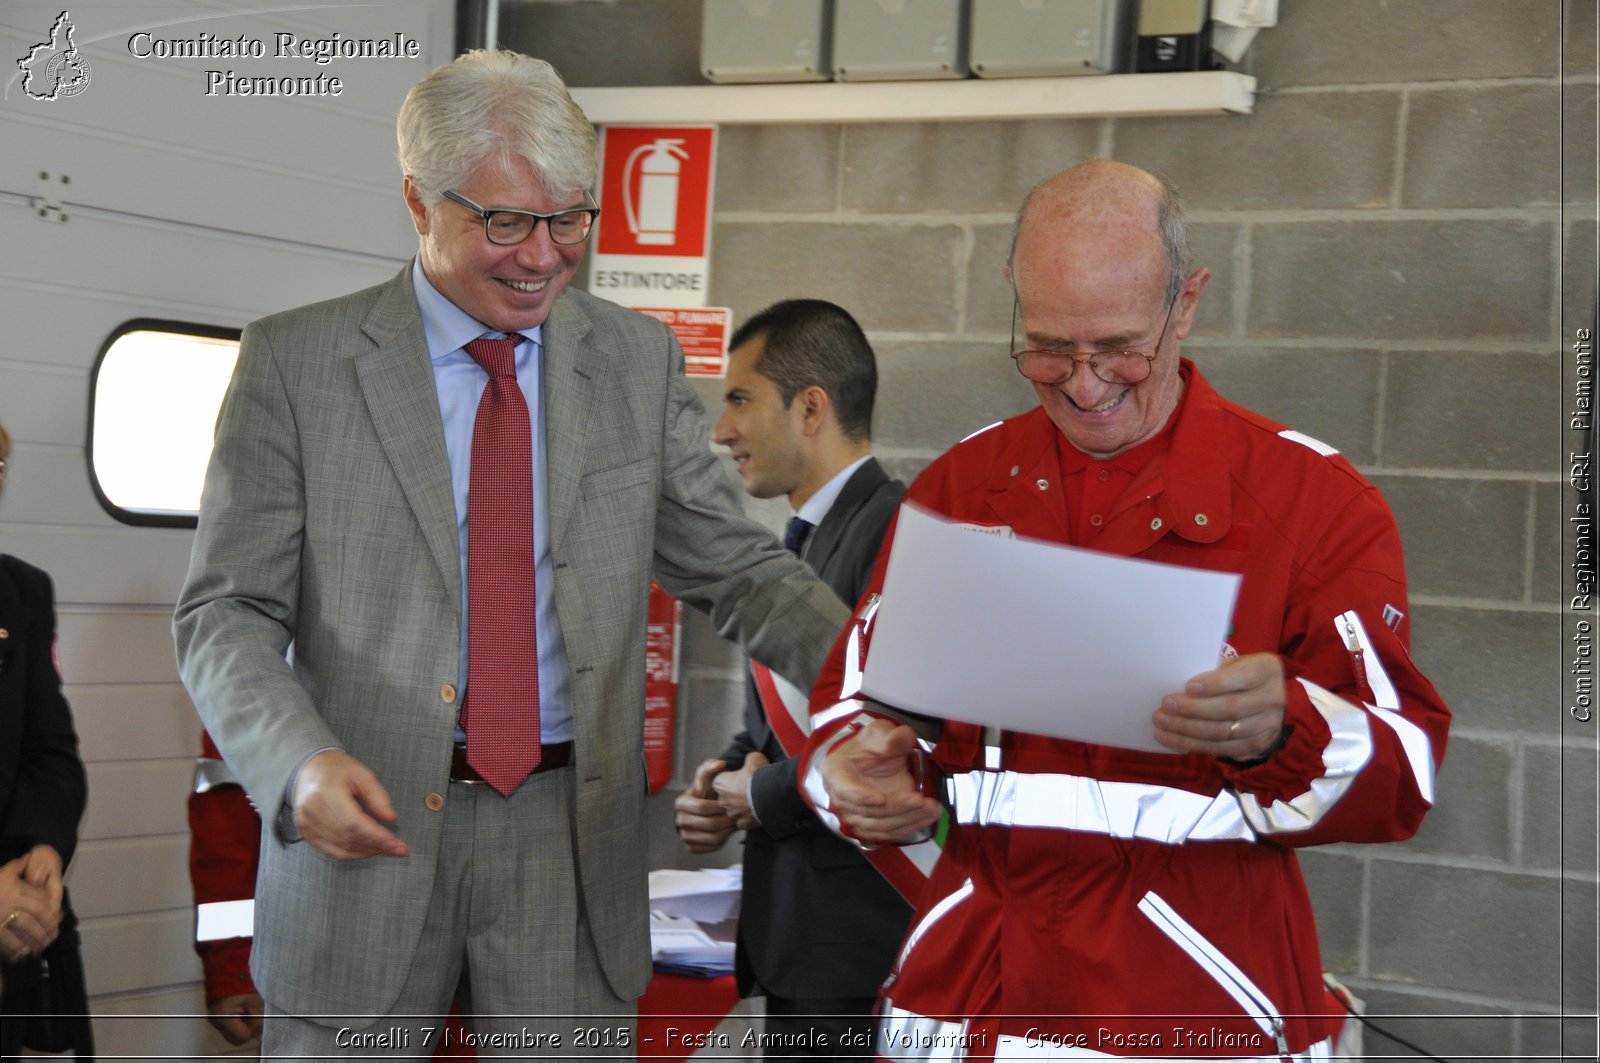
[702,0,833,83]
[832,0,970,82]
[969,0,1134,78]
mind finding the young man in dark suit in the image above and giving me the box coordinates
[675,300,910,1058]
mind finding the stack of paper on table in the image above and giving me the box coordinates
[648,867,741,975]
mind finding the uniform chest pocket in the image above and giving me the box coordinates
[1145,522,1253,573]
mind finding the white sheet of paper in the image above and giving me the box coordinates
[646,866,743,923]
[648,911,735,964]
[861,503,1242,753]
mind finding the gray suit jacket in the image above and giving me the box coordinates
[173,267,847,1020]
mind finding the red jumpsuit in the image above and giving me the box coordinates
[800,363,1449,1061]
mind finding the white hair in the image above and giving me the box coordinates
[397,50,597,202]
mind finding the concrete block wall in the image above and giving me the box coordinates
[520,0,1598,1054]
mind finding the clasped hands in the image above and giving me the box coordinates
[822,652,1289,846]
[672,753,770,854]
[0,844,65,962]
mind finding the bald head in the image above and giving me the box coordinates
[1004,160,1209,461]
[1008,160,1191,304]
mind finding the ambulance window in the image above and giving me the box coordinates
[89,320,240,527]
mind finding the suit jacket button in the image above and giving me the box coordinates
[425,792,445,812]
[440,684,457,704]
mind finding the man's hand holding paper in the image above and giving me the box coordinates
[1154,651,1288,760]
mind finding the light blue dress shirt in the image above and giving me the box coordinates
[411,258,573,744]
[794,455,871,534]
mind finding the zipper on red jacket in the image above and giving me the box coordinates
[1340,611,1370,697]
[839,593,881,700]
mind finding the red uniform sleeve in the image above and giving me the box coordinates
[189,730,261,1004]
[1221,485,1450,846]
[796,509,933,830]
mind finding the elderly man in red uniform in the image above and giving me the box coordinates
[800,160,1450,1061]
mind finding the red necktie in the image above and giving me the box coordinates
[463,336,540,794]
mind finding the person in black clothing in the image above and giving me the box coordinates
[0,419,93,1060]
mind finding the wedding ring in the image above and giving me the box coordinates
[1227,720,1239,738]
[2,909,17,929]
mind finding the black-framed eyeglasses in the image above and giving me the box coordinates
[441,189,600,247]
[1010,288,1181,387]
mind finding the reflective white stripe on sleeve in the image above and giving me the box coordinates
[1367,704,1437,806]
[1335,609,1436,800]
[1336,610,1437,806]
[839,593,882,700]
[1235,678,1373,836]
[949,771,1257,844]
[193,757,240,793]
[195,898,255,942]
[813,700,866,734]
[877,1004,974,1063]
[800,716,863,839]
[802,701,934,850]
[1338,610,1399,709]
[840,621,867,699]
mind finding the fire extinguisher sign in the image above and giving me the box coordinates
[589,125,718,311]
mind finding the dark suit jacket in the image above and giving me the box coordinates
[0,555,92,1058]
[720,458,911,1001]
[0,554,86,867]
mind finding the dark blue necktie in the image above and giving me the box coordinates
[783,516,813,555]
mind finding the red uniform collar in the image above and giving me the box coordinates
[982,359,1234,547]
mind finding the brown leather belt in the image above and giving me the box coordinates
[450,741,572,784]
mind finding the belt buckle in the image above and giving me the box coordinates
[450,746,487,785]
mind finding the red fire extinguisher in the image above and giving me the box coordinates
[642,581,681,794]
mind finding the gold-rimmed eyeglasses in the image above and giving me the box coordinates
[442,189,600,247]
[1010,289,1180,388]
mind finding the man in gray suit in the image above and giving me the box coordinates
[675,301,910,1058]
[174,50,847,1058]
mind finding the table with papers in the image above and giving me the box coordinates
[640,867,745,1059]
[646,866,740,976]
